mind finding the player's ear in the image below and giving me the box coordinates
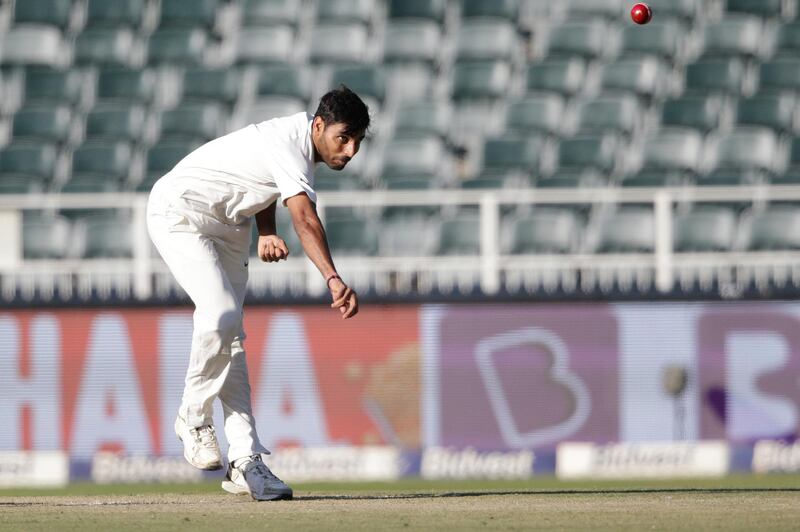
[312,116,325,134]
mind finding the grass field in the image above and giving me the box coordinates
[1,475,799,531]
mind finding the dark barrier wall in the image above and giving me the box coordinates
[1,302,798,458]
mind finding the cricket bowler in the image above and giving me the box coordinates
[146,86,367,501]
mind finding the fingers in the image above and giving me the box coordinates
[330,285,358,319]
[330,286,352,309]
[259,238,289,262]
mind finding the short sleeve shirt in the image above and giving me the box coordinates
[158,112,317,226]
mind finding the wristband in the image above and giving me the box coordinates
[325,273,341,288]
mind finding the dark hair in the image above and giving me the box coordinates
[314,85,370,136]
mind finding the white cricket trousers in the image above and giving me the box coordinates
[146,178,268,463]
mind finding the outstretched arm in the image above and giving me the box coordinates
[254,201,289,263]
[285,193,358,319]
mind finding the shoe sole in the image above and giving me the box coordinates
[221,480,293,501]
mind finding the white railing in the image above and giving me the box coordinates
[1,186,800,303]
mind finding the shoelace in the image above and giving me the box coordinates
[243,457,280,482]
[189,425,217,449]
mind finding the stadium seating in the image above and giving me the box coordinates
[674,207,738,252]
[5,0,800,267]
[95,68,158,104]
[13,0,75,29]
[22,212,73,259]
[506,209,580,254]
[241,0,302,27]
[748,207,800,250]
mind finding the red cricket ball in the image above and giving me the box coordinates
[631,3,652,25]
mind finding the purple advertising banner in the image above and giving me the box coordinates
[423,302,800,452]
[422,304,619,451]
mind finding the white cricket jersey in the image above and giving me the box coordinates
[155,112,318,227]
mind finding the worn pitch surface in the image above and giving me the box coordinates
[1,476,799,531]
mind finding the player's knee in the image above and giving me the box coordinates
[216,308,242,344]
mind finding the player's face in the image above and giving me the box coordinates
[312,117,365,171]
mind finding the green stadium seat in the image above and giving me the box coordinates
[460,176,509,189]
[685,57,746,95]
[96,68,157,103]
[747,207,800,250]
[12,105,73,143]
[713,128,781,172]
[557,135,618,173]
[547,21,608,59]
[661,96,726,133]
[674,207,737,252]
[236,26,295,64]
[482,135,545,175]
[507,208,579,254]
[777,23,800,56]
[310,24,369,63]
[601,58,665,98]
[642,129,703,172]
[71,141,133,181]
[394,101,451,137]
[139,140,201,189]
[61,174,125,193]
[331,66,386,104]
[701,16,764,58]
[566,0,623,18]
[578,95,640,136]
[1,26,66,67]
[696,168,757,186]
[22,213,72,259]
[382,136,447,179]
[759,58,800,92]
[726,0,786,18]
[242,0,301,27]
[384,21,442,64]
[80,213,133,258]
[536,169,606,189]
[736,93,797,134]
[452,60,512,100]
[0,142,59,180]
[596,208,654,253]
[461,0,519,20]
[159,0,218,28]
[13,0,73,28]
[436,213,481,255]
[505,95,565,136]
[388,0,447,22]
[313,172,363,192]
[239,97,307,125]
[182,68,241,106]
[86,0,146,28]
[254,65,312,102]
[24,68,86,105]
[644,0,699,22]
[384,176,438,190]
[0,175,47,194]
[773,168,800,185]
[379,216,439,256]
[159,102,225,141]
[148,28,208,64]
[526,58,586,97]
[790,137,800,167]
[456,20,518,61]
[325,216,378,255]
[621,21,684,62]
[621,169,687,188]
[85,104,148,142]
[316,0,375,24]
[74,29,137,65]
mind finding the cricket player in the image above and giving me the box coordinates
[146,86,367,501]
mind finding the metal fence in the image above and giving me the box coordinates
[2,186,800,304]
